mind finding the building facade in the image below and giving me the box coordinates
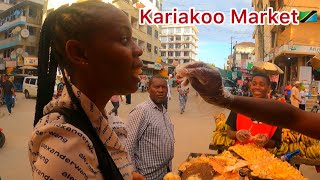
[45,0,162,76]
[160,25,199,65]
[0,0,44,74]
[252,0,320,86]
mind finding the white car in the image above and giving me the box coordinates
[23,76,38,98]
[23,76,58,98]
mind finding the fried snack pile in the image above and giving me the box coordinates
[229,144,308,180]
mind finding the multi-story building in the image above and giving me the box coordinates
[160,25,199,65]
[232,42,255,79]
[45,0,162,76]
[0,0,44,74]
[252,0,320,85]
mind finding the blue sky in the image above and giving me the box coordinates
[162,0,254,68]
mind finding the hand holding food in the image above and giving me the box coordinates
[236,130,252,142]
[252,134,269,147]
[175,62,234,108]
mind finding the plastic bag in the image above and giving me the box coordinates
[175,62,234,108]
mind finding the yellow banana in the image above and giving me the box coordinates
[306,148,312,159]
[288,132,296,142]
[289,143,294,152]
[216,134,224,145]
[214,134,221,145]
[309,146,317,159]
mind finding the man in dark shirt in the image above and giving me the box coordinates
[2,75,14,114]
[226,73,282,148]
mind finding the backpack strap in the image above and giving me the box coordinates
[48,107,124,180]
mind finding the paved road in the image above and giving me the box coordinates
[0,89,319,179]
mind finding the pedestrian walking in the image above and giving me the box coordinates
[126,93,132,104]
[290,81,301,108]
[1,75,14,115]
[177,84,189,114]
[109,95,123,116]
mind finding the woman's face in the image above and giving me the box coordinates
[80,7,143,95]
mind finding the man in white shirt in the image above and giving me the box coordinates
[299,87,307,110]
[290,81,301,108]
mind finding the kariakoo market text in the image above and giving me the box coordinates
[139,8,299,25]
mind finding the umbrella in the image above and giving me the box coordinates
[311,53,320,69]
[251,61,284,75]
[18,66,37,70]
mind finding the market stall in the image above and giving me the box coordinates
[209,113,320,166]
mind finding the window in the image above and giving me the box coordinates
[175,28,181,33]
[28,7,37,18]
[160,37,168,42]
[4,29,12,39]
[26,46,37,55]
[168,52,173,56]
[169,44,174,49]
[24,78,30,84]
[147,43,152,52]
[147,26,152,35]
[161,44,166,49]
[161,52,166,56]
[184,59,190,63]
[184,27,191,33]
[3,48,14,58]
[184,52,189,56]
[241,53,249,59]
[155,30,158,38]
[175,52,181,56]
[168,59,173,64]
[131,17,138,28]
[168,28,174,34]
[162,28,168,34]
[29,78,36,85]
[169,37,174,42]
[184,36,190,41]
[175,43,181,49]
[132,37,137,44]
[154,46,158,54]
[27,26,36,36]
[184,44,190,49]
[176,36,181,41]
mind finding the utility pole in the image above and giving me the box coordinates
[231,36,235,70]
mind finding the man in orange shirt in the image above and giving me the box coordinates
[226,73,281,148]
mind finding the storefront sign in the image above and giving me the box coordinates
[24,57,38,66]
[154,63,162,70]
[17,56,24,66]
[275,45,320,57]
[147,64,155,69]
[299,66,312,84]
[6,61,16,68]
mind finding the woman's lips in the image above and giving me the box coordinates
[132,68,142,76]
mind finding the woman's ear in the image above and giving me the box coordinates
[65,40,89,66]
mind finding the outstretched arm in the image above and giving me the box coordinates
[177,62,320,140]
[228,96,320,139]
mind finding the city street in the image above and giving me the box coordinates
[0,89,320,179]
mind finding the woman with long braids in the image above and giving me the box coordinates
[29,1,145,179]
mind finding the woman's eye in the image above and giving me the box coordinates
[121,37,129,45]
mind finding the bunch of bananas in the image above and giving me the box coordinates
[306,145,320,159]
[212,113,235,147]
[212,131,235,146]
[272,129,320,158]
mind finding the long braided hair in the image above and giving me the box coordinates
[34,1,111,125]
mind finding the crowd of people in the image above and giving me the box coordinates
[27,1,320,180]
